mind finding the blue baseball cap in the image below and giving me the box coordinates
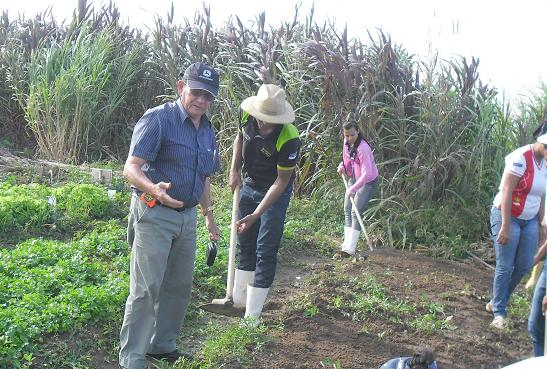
[182,62,220,97]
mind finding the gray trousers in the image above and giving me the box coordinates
[119,196,197,369]
[344,177,378,230]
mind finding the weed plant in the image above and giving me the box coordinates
[0,224,129,368]
[287,270,453,336]
[0,180,129,246]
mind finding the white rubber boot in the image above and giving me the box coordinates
[243,285,270,327]
[232,269,255,308]
[342,229,360,255]
[340,226,351,250]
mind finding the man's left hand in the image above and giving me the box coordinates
[205,216,220,240]
[542,295,547,314]
[236,213,259,234]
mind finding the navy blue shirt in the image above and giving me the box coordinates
[239,110,301,189]
[128,100,220,207]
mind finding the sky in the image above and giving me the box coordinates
[3,0,546,104]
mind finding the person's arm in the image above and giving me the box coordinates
[533,241,547,265]
[543,264,547,314]
[337,140,347,176]
[543,267,547,313]
[497,172,520,245]
[236,169,292,234]
[123,155,183,208]
[337,161,345,176]
[199,177,220,240]
[538,195,547,242]
[348,143,374,196]
[229,134,243,192]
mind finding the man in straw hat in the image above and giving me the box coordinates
[119,62,220,369]
[228,84,301,325]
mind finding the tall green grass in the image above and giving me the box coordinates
[11,23,142,163]
[1,2,547,252]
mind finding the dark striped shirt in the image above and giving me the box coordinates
[128,100,219,207]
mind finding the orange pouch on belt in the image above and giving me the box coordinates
[140,193,157,207]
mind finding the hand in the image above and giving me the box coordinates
[496,224,510,245]
[533,242,547,265]
[542,295,547,314]
[541,223,547,240]
[236,213,260,234]
[205,215,220,241]
[151,182,184,208]
[345,188,355,198]
[337,166,345,176]
[228,170,242,193]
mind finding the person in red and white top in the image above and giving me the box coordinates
[334,120,379,258]
[487,125,547,329]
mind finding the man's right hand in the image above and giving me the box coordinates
[228,171,242,193]
[337,166,345,176]
[152,182,184,208]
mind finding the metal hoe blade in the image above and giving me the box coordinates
[198,298,245,318]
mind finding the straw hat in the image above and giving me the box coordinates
[240,84,295,124]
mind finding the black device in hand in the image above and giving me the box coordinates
[206,240,217,267]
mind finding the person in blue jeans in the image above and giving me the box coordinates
[529,241,547,356]
[379,348,437,369]
[487,124,547,329]
[228,84,301,325]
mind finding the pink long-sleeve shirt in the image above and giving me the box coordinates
[337,138,379,194]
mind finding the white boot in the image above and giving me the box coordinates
[243,285,270,327]
[340,226,351,250]
[232,269,255,308]
[342,229,360,255]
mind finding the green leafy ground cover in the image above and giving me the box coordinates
[0,175,531,369]
[0,177,269,368]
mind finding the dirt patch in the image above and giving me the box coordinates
[252,248,532,369]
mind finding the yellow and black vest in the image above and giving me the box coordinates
[239,110,301,188]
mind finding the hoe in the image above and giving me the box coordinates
[199,186,245,317]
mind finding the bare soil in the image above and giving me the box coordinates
[251,248,532,369]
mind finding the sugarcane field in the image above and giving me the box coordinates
[1,1,547,368]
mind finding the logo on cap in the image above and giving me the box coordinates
[199,67,214,82]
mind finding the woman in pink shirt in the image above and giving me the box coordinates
[334,120,379,258]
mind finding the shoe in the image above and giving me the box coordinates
[146,350,193,363]
[243,285,270,327]
[490,315,505,329]
[232,269,255,307]
[485,301,493,314]
[342,229,360,255]
[332,250,352,260]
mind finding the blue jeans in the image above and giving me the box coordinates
[490,206,538,317]
[237,183,292,288]
[528,266,545,356]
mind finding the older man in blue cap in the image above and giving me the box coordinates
[119,62,221,369]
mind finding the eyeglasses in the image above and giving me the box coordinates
[188,88,215,102]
